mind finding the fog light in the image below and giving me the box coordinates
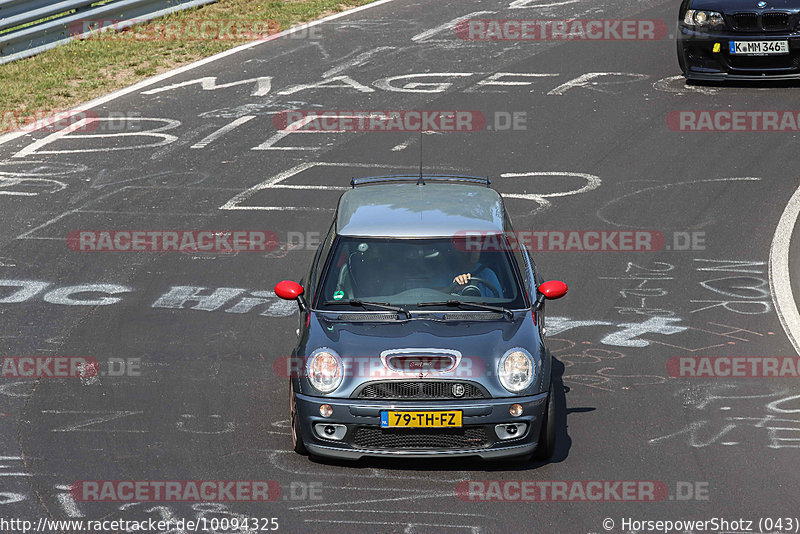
[510,404,523,417]
[319,404,333,417]
[313,423,346,440]
[494,423,528,440]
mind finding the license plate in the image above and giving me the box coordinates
[380,411,462,428]
[730,40,789,55]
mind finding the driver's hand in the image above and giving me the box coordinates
[453,273,471,285]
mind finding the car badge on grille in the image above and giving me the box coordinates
[758,1,767,7]
[452,383,465,397]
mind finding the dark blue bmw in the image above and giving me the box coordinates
[678,0,800,79]
[275,176,567,461]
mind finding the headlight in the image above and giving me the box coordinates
[498,348,536,393]
[306,348,343,394]
[684,10,724,28]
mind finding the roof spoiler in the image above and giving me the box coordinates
[350,175,492,188]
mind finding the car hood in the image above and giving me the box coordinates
[297,311,545,398]
[690,0,799,12]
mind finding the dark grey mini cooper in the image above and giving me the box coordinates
[275,176,567,461]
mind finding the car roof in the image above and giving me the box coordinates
[336,182,506,238]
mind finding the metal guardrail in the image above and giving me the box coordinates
[0,0,218,64]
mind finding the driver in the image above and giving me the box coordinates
[452,249,502,298]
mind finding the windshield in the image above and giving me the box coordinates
[316,236,527,309]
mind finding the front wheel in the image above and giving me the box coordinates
[677,39,687,75]
[290,382,308,455]
[533,385,556,460]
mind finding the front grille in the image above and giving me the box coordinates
[728,54,797,69]
[763,12,790,30]
[352,426,491,449]
[355,381,487,400]
[730,11,792,31]
[731,12,758,30]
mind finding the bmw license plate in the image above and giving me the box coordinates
[729,40,789,55]
[380,411,462,428]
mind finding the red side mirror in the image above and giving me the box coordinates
[275,280,304,300]
[539,280,568,300]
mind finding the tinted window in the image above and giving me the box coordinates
[318,237,526,308]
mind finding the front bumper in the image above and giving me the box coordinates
[678,26,800,79]
[294,391,547,460]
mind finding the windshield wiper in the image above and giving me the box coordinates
[417,300,513,319]
[323,299,410,318]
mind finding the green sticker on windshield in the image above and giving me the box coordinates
[333,290,344,300]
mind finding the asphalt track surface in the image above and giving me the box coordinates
[2,0,800,532]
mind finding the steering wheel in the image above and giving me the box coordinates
[447,276,502,298]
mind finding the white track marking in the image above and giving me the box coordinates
[142,77,272,97]
[253,114,367,151]
[55,485,85,517]
[303,520,482,532]
[12,118,95,158]
[291,491,455,510]
[510,0,581,7]
[547,72,649,96]
[500,171,601,214]
[191,116,255,149]
[769,182,800,357]
[373,72,473,93]
[16,210,79,240]
[392,139,412,151]
[269,184,348,190]
[0,0,400,147]
[653,75,720,95]
[476,72,560,87]
[219,162,317,210]
[12,118,181,158]
[0,456,33,477]
[323,47,396,78]
[220,162,408,210]
[0,493,26,505]
[412,11,496,42]
[304,510,487,516]
[597,177,762,227]
[41,410,144,432]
